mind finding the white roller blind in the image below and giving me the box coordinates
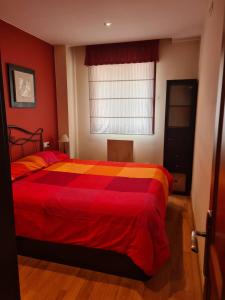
[88,62,155,135]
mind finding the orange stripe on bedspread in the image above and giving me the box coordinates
[46,161,170,200]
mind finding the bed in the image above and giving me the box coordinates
[9,125,173,280]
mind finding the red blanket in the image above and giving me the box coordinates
[13,159,172,276]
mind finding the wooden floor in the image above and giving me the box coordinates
[18,195,202,300]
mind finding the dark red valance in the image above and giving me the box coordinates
[85,40,159,66]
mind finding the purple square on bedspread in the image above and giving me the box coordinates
[106,177,152,193]
[34,171,80,186]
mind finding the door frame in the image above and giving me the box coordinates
[0,53,20,299]
[203,25,225,300]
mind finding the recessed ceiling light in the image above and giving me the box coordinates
[104,22,112,27]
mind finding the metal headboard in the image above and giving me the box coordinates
[8,125,43,160]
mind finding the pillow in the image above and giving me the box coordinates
[18,154,48,169]
[11,162,32,181]
[34,151,69,165]
[11,151,69,181]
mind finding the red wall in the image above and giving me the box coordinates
[0,20,58,148]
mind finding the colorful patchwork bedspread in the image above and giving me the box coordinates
[13,156,173,276]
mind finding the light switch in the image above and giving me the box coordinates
[43,141,50,148]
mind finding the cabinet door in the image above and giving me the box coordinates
[167,83,196,129]
[166,128,193,171]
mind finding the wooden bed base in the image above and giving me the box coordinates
[16,236,149,281]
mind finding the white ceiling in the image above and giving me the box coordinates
[0,0,207,46]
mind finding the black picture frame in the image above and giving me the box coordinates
[8,64,36,108]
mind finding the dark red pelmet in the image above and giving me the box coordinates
[85,40,159,65]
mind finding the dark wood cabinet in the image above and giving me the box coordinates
[163,79,198,195]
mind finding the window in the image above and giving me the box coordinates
[88,62,155,135]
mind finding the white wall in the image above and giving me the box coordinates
[192,0,225,284]
[54,45,78,157]
[73,39,200,162]
[66,46,78,158]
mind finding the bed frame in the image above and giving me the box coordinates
[9,125,149,280]
[8,125,43,160]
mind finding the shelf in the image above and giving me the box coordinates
[169,105,191,108]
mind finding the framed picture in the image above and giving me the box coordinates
[8,64,36,108]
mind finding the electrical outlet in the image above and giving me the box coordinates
[43,141,50,148]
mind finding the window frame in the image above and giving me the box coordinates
[88,62,156,135]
